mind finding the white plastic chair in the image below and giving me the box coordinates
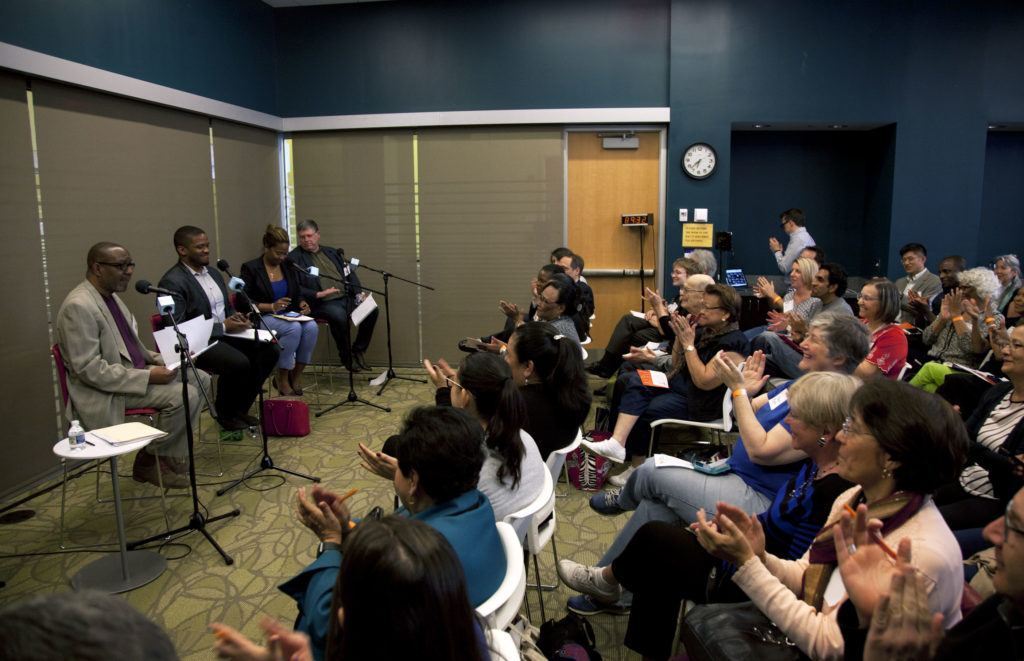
[475,521,526,631]
[648,387,734,457]
[503,468,557,622]
[546,428,582,498]
[897,361,911,381]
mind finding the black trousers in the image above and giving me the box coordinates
[612,520,747,661]
[312,298,378,364]
[595,313,665,371]
[195,335,279,419]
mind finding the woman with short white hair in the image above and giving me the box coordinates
[994,254,1022,316]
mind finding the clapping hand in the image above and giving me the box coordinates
[295,486,349,544]
[906,289,930,315]
[669,312,697,348]
[498,300,522,321]
[834,503,903,627]
[788,312,808,338]
[210,615,314,661]
[710,350,746,390]
[357,443,399,481]
[754,276,777,302]
[768,237,783,253]
[623,345,658,366]
[766,310,790,332]
[948,289,964,317]
[423,357,456,389]
[694,503,763,566]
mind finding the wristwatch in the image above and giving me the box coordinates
[685,345,695,353]
[317,541,342,557]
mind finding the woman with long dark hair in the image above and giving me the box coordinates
[505,321,592,459]
[210,516,489,661]
[418,352,546,520]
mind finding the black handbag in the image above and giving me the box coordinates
[679,601,809,661]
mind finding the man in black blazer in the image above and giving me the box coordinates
[159,226,279,430]
[288,219,378,372]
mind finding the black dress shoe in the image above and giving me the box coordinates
[353,352,370,371]
[343,359,363,373]
[216,415,249,431]
[585,362,614,378]
[239,413,260,427]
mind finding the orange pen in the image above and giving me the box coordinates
[843,503,898,560]
[338,488,358,503]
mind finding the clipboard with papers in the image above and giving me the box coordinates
[152,315,218,370]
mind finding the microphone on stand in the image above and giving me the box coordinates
[215,259,246,293]
[134,280,176,296]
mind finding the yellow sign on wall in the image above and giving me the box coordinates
[682,222,714,248]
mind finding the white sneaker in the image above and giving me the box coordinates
[609,464,637,487]
[580,437,627,463]
[557,559,621,603]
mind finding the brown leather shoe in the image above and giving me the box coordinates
[132,450,189,489]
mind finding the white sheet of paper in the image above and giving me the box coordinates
[351,294,378,326]
[823,567,847,608]
[645,341,669,354]
[368,369,389,386]
[653,453,694,469]
[153,316,216,369]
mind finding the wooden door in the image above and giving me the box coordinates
[567,131,661,348]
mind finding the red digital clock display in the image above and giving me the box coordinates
[621,213,653,227]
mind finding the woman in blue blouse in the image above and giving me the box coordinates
[241,225,318,396]
[558,371,859,660]
[277,406,504,660]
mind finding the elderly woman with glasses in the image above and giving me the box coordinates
[911,267,1001,392]
[994,254,1022,317]
[691,379,967,660]
[853,279,907,380]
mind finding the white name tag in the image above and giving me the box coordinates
[768,389,789,410]
[343,266,350,277]
[783,299,794,314]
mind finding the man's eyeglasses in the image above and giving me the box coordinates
[1004,499,1024,543]
[780,219,791,229]
[97,261,135,272]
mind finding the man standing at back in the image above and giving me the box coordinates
[894,242,942,324]
[768,208,815,276]
[159,226,278,431]
[289,219,378,373]
[54,242,208,489]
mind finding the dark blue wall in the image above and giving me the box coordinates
[728,127,895,278]
[665,0,1024,289]
[2,0,1022,290]
[0,0,278,114]
[273,0,670,116]
[979,131,1024,266]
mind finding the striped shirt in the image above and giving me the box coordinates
[961,391,1024,498]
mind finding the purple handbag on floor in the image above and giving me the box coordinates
[262,399,310,436]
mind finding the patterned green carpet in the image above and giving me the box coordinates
[0,366,649,660]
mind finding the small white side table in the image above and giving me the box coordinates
[53,436,167,593]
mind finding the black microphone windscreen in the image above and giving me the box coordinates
[135,280,152,294]
[216,259,230,272]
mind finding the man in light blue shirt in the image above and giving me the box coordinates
[768,208,816,276]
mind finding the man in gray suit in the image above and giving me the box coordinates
[54,242,208,489]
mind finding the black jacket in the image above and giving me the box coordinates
[158,261,236,339]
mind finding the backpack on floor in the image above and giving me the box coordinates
[537,613,602,661]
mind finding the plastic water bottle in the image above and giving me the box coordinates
[68,419,86,450]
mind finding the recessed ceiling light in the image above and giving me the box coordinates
[829,123,848,129]
[752,123,771,129]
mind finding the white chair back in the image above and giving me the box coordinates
[545,428,582,485]
[475,521,526,631]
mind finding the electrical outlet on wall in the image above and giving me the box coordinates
[679,208,688,222]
